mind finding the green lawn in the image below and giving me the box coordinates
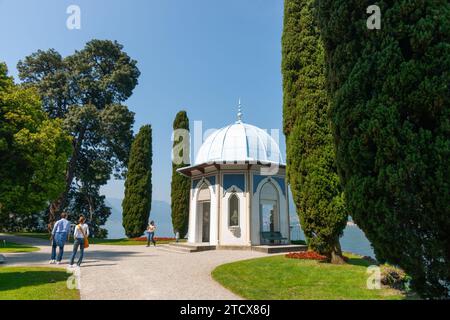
[11,232,50,241]
[0,267,80,300]
[212,254,406,300]
[0,241,40,253]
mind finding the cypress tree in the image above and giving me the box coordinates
[170,111,190,238]
[122,125,152,238]
[282,0,347,263]
[318,1,450,297]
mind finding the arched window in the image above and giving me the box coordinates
[229,193,239,227]
[260,182,279,233]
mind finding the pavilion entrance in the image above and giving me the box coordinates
[196,184,211,243]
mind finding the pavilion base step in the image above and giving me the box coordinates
[156,244,191,254]
[251,244,307,254]
[158,243,307,254]
[159,243,217,253]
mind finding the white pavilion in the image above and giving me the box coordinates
[177,103,291,250]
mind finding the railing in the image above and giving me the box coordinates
[290,224,304,241]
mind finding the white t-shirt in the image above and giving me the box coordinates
[73,223,89,239]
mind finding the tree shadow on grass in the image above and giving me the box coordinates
[315,255,373,268]
[345,257,372,267]
[0,269,69,292]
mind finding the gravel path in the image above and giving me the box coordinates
[0,234,266,300]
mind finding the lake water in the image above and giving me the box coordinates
[105,198,376,259]
[290,224,375,258]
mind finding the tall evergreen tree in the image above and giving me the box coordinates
[18,40,140,227]
[282,0,347,263]
[317,1,450,297]
[170,111,190,238]
[122,125,152,238]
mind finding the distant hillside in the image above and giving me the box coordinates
[104,198,174,239]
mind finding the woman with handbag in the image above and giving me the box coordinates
[69,215,90,267]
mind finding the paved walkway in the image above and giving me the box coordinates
[0,234,267,300]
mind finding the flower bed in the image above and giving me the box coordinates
[285,251,327,261]
[131,236,176,242]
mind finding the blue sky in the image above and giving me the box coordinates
[0,0,285,203]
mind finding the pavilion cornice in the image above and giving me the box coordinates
[176,161,286,177]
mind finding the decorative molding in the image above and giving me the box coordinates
[223,173,245,192]
[223,185,245,197]
[253,174,286,197]
[192,175,216,198]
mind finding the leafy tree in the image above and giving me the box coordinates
[171,111,190,238]
[122,125,152,238]
[0,210,47,233]
[0,63,72,224]
[317,0,450,297]
[68,187,110,238]
[282,0,347,263]
[63,103,133,234]
[17,40,140,227]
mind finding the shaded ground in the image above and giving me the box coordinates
[0,234,266,300]
[0,266,80,300]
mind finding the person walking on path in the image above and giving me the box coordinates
[69,215,89,267]
[50,212,71,264]
[146,221,156,247]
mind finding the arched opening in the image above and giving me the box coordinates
[196,183,211,243]
[229,193,239,227]
[259,182,279,240]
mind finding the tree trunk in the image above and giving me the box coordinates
[86,191,95,238]
[47,126,87,230]
[329,238,346,264]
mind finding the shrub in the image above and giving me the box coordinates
[381,265,409,291]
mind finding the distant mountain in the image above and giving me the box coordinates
[104,198,298,239]
[105,196,374,257]
[104,198,174,239]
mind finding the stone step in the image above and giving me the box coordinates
[174,244,216,252]
[160,243,216,253]
[251,244,307,254]
[156,244,193,253]
[156,245,190,254]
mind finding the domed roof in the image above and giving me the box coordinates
[195,121,283,165]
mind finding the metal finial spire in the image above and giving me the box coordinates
[237,98,243,123]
